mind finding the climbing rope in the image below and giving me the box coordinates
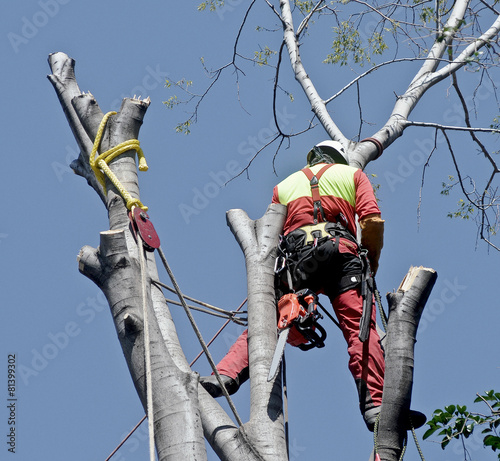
[137,233,155,461]
[104,299,247,461]
[90,111,148,210]
[156,246,244,427]
[373,413,426,461]
[410,421,427,461]
[152,280,248,325]
[373,279,388,332]
[282,354,290,460]
[373,414,408,460]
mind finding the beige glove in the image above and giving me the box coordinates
[359,214,384,275]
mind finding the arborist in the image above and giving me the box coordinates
[200,140,426,431]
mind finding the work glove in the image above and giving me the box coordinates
[359,214,384,275]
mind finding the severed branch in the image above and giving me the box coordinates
[47,53,106,202]
[376,266,438,461]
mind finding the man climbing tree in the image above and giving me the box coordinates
[201,140,426,432]
[49,50,440,461]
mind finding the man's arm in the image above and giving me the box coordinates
[359,213,384,275]
[354,169,384,275]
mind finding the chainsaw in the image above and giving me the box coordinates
[267,289,327,381]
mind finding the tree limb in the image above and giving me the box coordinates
[49,52,208,460]
[280,0,348,145]
[227,203,288,460]
[376,266,438,461]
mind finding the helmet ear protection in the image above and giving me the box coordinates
[307,140,348,166]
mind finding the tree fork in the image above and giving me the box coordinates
[226,204,288,461]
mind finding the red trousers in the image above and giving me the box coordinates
[215,288,385,412]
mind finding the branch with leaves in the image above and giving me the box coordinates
[423,390,500,460]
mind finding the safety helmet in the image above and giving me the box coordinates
[307,140,348,166]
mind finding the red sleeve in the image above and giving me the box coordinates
[272,185,280,204]
[354,169,381,219]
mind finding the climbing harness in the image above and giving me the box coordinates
[275,164,376,342]
[301,164,334,224]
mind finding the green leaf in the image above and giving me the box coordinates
[484,435,500,450]
[445,405,456,414]
[423,426,440,439]
[324,21,370,66]
[175,120,192,135]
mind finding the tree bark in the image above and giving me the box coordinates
[376,267,438,461]
[48,52,206,461]
[49,52,292,461]
[49,51,439,461]
[224,204,288,460]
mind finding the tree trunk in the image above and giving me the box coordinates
[49,51,438,461]
[49,52,290,461]
[226,205,288,460]
[48,52,206,461]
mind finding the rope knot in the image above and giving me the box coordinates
[90,111,148,210]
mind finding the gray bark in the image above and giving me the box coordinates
[376,267,438,461]
[226,205,288,460]
[49,49,439,461]
[49,52,289,461]
[48,52,206,461]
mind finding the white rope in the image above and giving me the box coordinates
[138,236,156,461]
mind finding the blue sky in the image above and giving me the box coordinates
[1,1,499,460]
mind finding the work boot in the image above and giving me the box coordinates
[363,406,427,432]
[199,374,239,398]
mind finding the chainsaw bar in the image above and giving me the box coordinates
[267,327,290,382]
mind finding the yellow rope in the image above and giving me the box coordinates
[90,111,148,211]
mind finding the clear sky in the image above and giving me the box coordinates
[1,1,499,460]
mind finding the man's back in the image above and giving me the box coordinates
[272,162,380,236]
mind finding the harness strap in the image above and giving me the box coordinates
[301,164,334,224]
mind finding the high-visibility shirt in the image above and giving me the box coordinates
[272,162,380,236]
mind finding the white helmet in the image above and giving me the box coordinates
[307,140,348,166]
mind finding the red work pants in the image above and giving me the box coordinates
[215,288,385,412]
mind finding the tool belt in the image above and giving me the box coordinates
[282,221,357,251]
[275,220,375,342]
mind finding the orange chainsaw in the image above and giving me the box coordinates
[267,289,327,381]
